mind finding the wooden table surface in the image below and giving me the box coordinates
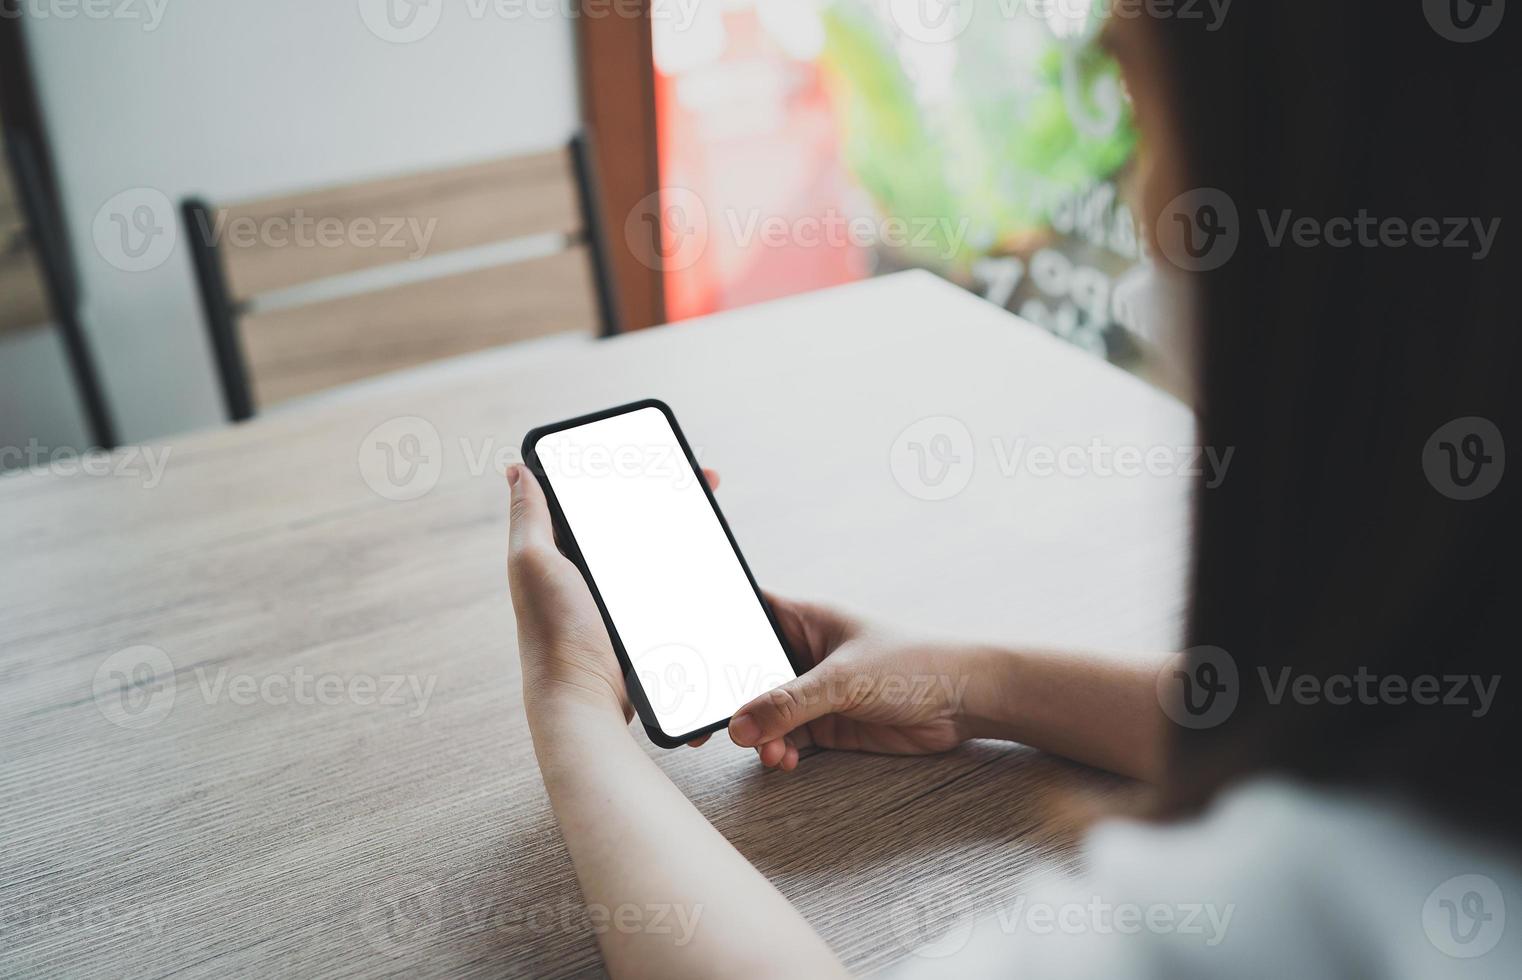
[0,271,1194,978]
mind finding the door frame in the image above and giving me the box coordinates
[576,2,665,331]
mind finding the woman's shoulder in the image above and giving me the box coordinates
[886,778,1521,979]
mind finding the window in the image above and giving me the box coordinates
[654,0,1142,362]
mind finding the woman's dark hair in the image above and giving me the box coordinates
[1146,5,1519,840]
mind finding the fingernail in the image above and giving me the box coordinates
[507,464,521,488]
[730,712,760,745]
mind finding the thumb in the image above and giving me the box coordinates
[506,463,555,565]
[728,665,849,747]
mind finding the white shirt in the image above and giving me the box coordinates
[884,779,1519,978]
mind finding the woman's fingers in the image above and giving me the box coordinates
[755,735,803,771]
[505,464,578,622]
[757,737,787,768]
[762,592,809,658]
[702,468,720,491]
[506,464,555,561]
[686,734,710,748]
[728,667,842,748]
[762,592,857,670]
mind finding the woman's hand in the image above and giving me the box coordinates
[507,464,847,979]
[727,598,980,770]
[727,602,1170,780]
[509,457,1164,785]
[506,463,720,736]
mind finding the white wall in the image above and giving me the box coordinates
[19,0,579,443]
[0,326,90,468]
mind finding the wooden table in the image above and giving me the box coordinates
[0,271,1194,978]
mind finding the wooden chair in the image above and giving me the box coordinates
[0,141,50,335]
[2,122,117,446]
[182,134,620,421]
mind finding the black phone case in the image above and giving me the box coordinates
[520,398,802,748]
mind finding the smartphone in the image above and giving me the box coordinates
[521,399,800,747]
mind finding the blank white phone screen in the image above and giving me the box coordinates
[534,406,795,737]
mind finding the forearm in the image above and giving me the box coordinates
[958,646,1170,780]
[528,697,847,980]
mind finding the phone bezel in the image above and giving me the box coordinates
[520,398,802,748]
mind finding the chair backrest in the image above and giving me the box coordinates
[184,136,619,420]
[3,121,118,447]
[0,141,50,335]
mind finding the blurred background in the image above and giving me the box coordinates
[1,0,1152,467]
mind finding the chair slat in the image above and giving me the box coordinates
[211,147,581,300]
[239,246,597,408]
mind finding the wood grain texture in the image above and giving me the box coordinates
[0,271,1193,978]
[240,248,598,407]
[214,148,580,299]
